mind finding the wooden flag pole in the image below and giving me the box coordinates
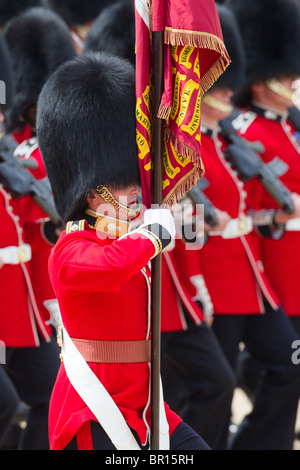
[150,29,164,451]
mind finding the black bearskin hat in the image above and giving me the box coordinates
[0,0,42,27]
[212,3,245,91]
[4,7,76,133]
[41,0,115,26]
[36,52,140,222]
[225,0,300,107]
[0,34,13,109]
[83,0,135,66]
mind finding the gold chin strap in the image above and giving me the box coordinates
[202,94,233,113]
[266,78,293,101]
[96,185,140,219]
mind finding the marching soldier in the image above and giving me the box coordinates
[197,3,300,450]
[4,6,77,335]
[0,32,59,449]
[36,51,211,450]
[225,0,300,420]
[226,0,300,338]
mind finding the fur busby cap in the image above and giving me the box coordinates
[36,52,140,222]
[212,3,245,91]
[3,7,76,133]
[225,0,300,106]
[0,35,13,109]
[0,0,42,27]
[41,0,113,25]
[83,0,135,66]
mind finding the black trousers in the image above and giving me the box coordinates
[236,315,300,400]
[65,420,211,450]
[0,331,60,449]
[161,321,235,450]
[212,303,300,450]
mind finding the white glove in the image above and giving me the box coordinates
[143,208,176,240]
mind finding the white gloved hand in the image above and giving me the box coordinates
[143,208,176,240]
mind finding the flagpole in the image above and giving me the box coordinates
[150,29,164,450]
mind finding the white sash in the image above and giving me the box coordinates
[61,325,169,450]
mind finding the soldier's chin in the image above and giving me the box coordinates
[128,202,141,218]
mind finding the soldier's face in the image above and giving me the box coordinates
[87,184,141,221]
[253,76,298,112]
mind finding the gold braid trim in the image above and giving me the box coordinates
[266,78,294,101]
[96,185,140,218]
[202,94,233,113]
[138,228,163,256]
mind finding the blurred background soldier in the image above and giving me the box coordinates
[0,30,59,449]
[225,0,300,429]
[3,6,76,337]
[196,2,300,450]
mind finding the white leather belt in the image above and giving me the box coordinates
[209,216,253,239]
[59,324,170,450]
[0,244,31,264]
[286,217,300,231]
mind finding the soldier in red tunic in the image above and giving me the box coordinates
[225,0,300,432]
[0,32,60,449]
[3,6,77,336]
[196,2,300,450]
[36,51,211,450]
[226,0,300,337]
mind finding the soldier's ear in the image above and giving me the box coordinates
[86,189,97,203]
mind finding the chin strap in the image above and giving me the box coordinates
[203,93,233,113]
[266,78,294,101]
[96,185,140,219]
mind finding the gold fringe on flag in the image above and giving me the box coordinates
[164,127,200,164]
[163,163,205,207]
[164,27,231,95]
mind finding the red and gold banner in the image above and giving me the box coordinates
[135,0,230,208]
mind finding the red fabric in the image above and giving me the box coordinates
[135,0,230,208]
[48,226,182,450]
[239,113,300,316]
[76,421,93,450]
[0,187,42,346]
[12,124,32,144]
[198,132,279,314]
[161,239,205,332]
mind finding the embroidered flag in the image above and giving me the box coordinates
[135,0,230,208]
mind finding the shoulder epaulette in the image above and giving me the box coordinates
[232,111,256,133]
[66,220,86,234]
[14,137,39,160]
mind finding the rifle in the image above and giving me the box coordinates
[188,177,218,227]
[0,135,62,226]
[219,117,295,215]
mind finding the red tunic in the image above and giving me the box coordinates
[198,129,279,314]
[161,239,206,332]
[237,108,300,316]
[0,185,44,346]
[48,223,181,450]
[11,138,56,340]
